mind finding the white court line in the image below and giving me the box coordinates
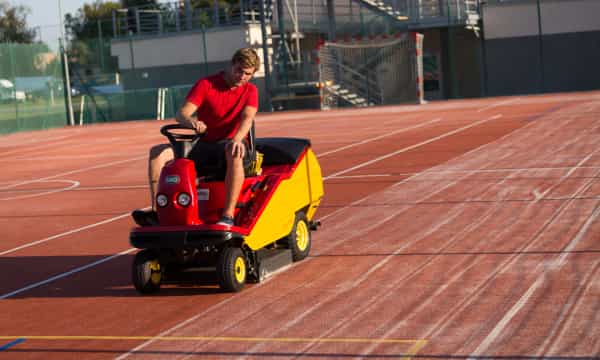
[0,155,146,191]
[317,117,441,157]
[0,180,80,201]
[477,98,521,113]
[468,205,600,359]
[71,185,147,191]
[0,211,135,256]
[324,114,502,180]
[0,248,137,299]
[467,150,600,359]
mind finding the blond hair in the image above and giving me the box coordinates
[231,48,260,72]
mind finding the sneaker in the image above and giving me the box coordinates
[216,215,235,227]
[131,209,158,226]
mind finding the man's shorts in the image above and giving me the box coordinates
[188,139,252,180]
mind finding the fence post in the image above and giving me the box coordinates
[214,0,220,25]
[97,20,105,71]
[79,94,86,125]
[112,10,118,37]
[201,25,209,76]
[185,0,193,30]
[59,39,75,126]
[135,8,141,33]
[156,88,162,120]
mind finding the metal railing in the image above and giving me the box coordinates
[110,0,480,39]
[112,0,273,38]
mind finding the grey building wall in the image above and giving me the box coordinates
[482,0,600,96]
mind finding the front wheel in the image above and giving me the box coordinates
[132,250,162,294]
[288,213,311,261]
[216,247,247,292]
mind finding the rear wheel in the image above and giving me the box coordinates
[217,247,247,292]
[288,213,311,261]
[132,250,162,294]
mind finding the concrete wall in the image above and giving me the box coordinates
[482,0,600,95]
[111,23,272,78]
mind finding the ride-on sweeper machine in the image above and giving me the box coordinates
[130,124,323,292]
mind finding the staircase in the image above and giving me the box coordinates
[356,0,409,22]
[325,84,371,107]
[319,54,384,109]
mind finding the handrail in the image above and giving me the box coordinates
[111,0,480,39]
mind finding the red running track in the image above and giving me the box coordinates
[0,92,599,359]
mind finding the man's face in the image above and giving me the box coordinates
[229,62,256,87]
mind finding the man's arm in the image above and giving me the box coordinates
[176,101,206,134]
[230,105,258,158]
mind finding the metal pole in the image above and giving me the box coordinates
[276,0,289,88]
[185,0,193,30]
[326,0,336,41]
[259,0,273,111]
[201,25,209,76]
[112,10,117,37]
[536,0,545,93]
[97,20,105,71]
[128,31,135,71]
[7,43,19,125]
[58,0,65,40]
[59,38,75,126]
[79,94,85,125]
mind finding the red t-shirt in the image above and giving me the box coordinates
[185,72,258,141]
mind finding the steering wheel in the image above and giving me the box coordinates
[160,124,205,158]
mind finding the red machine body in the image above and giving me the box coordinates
[156,159,200,225]
[155,158,266,228]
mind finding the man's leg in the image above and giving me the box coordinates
[148,144,174,209]
[223,146,244,220]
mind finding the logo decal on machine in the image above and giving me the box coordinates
[166,175,180,184]
[197,189,209,200]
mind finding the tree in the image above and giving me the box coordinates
[0,1,36,43]
[65,1,121,40]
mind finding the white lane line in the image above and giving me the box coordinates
[477,98,521,113]
[0,155,146,191]
[0,211,135,256]
[541,262,600,356]
[0,180,80,201]
[317,117,442,157]
[469,204,600,359]
[71,185,147,191]
[0,248,136,299]
[324,114,502,180]
[467,151,600,358]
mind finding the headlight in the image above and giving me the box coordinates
[177,192,191,207]
[156,194,168,207]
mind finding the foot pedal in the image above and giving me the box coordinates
[256,248,293,282]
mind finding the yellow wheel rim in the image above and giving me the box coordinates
[149,260,161,284]
[296,220,309,252]
[234,257,246,284]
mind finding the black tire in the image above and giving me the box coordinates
[132,250,162,294]
[216,247,247,292]
[288,213,311,261]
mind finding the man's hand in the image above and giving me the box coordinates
[191,119,207,134]
[228,140,246,159]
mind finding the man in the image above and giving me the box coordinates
[133,47,260,226]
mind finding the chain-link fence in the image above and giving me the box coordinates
[75,84,193,125]
[0,42,68,135]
